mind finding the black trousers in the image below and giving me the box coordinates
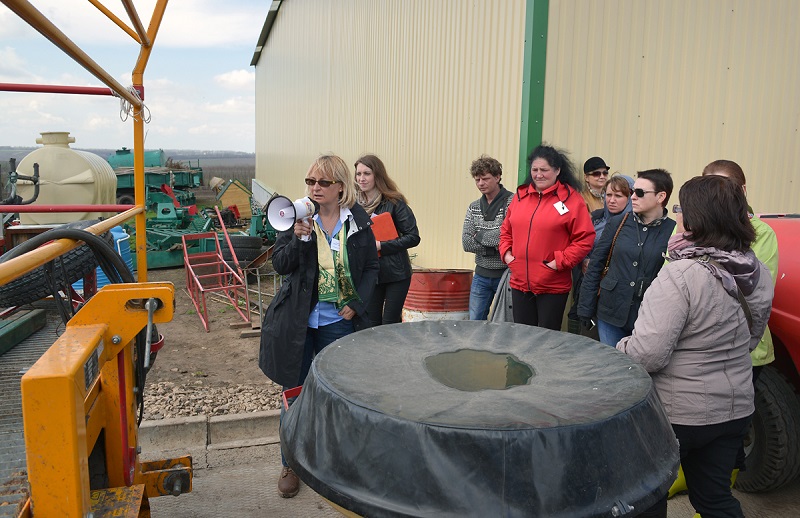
[673,415,752,518]
[365,277,412,326]
[510,288,569,330]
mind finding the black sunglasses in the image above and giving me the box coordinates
[632,188,657,197]
[305,178,338,188]
[586,170,609,177]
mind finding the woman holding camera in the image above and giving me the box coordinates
[259,154,379,499]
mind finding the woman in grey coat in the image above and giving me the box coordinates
[617,175,774,518]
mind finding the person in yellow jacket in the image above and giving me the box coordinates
[668,159,779,502]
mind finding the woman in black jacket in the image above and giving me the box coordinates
[259,154,379,498]
[355,154,421,326]
[578,169,676,346]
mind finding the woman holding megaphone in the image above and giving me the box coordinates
[259,154,379,499]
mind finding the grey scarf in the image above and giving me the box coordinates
[667,234,760,297]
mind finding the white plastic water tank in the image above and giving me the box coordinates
[16,132,118,224]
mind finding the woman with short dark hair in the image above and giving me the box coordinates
[578,169,676,346]
[617,174,774,517]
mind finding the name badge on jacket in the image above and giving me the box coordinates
[554,201,569,215]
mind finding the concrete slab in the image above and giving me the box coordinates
[208,410,279,445]
[140,415,207,451]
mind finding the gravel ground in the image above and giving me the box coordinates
[143,380,284,420]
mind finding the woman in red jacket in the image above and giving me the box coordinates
[499,144,595,329]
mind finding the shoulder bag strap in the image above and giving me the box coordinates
[601,212,629,277]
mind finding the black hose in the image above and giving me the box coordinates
[3,227,149,423]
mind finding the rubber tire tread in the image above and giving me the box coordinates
[735,366,800,492]
[0,220,112,308]
[218,235,263,250]
[222,247,265,263]
[116,194,135,205]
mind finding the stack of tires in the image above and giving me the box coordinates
[219,235,267,270]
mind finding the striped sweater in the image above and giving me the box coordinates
[462,187,513,278]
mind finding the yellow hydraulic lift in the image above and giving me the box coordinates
[0,1,192,516]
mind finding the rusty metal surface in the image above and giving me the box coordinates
[90,484,145,517]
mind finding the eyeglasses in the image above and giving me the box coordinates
[632,188,657,197]
[672,204,682,214]
[586,170,609,178]
[305,178,338,188]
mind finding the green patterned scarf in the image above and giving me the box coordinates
[315,220,361,310]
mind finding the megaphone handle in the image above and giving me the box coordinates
[299,217,312,242]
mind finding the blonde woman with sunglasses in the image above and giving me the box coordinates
[258,154,379,499]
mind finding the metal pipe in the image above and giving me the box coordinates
[1,0,142,108]
[0,207,143,287]
[121,0,151,48]
[87,0,141,44]
[0,83,114,96]
[130,0,170,281]
[0,204,136,213]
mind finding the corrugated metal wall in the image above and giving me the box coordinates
[255,0,527,268]
[545,0,800,212]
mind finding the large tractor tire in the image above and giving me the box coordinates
[218,235,263,251]
[0,220,112,308]
[735,366,800,492]
[219,235,265,269]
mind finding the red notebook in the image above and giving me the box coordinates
[371,212,398,256]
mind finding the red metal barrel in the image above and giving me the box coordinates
[402,269,472,322]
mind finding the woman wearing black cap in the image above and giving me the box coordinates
[581,156,610,212]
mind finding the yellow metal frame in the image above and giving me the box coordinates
[0,2,196,516]
[20,283,192,516]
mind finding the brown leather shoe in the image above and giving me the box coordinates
[278,466,300,498]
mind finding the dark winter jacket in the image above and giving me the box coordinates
[372,198,420,284]
[258,204,379,387]
[578,210,676,329]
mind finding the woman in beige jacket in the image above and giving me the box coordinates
[617,175,774,518]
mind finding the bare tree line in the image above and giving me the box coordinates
[201,164,255,186]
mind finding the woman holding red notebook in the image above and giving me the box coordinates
[355,154,421,326]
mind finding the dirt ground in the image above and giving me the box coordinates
[141,185,283,411]
[144,265,272,387]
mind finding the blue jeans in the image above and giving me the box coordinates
[597,319,631,347]
[469,273,502,320]
[281,318,354,466]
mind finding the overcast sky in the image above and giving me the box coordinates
[0,1,267,152]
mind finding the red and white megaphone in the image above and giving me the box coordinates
[266,195,320,241]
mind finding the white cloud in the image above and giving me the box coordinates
[0,1,263,151]
[214,69,255,91]
[1,1,267,49]
[0,46,39,82]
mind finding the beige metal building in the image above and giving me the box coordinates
[252,0,800,269]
